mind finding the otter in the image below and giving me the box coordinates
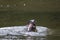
[27,19,37,32]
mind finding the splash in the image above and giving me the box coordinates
[0,26,50,37]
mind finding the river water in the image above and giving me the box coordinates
[0,26,60,40]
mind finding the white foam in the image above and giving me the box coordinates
[0,26,50,36]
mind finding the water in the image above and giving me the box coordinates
[0,26,51,40]
[0,36,47,40]
[0,26,60,40]
[0,12,60,40]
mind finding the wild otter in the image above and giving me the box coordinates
[27,19,37,32]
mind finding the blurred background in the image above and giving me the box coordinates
[0,0,60,40]
[0,0,60,29]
